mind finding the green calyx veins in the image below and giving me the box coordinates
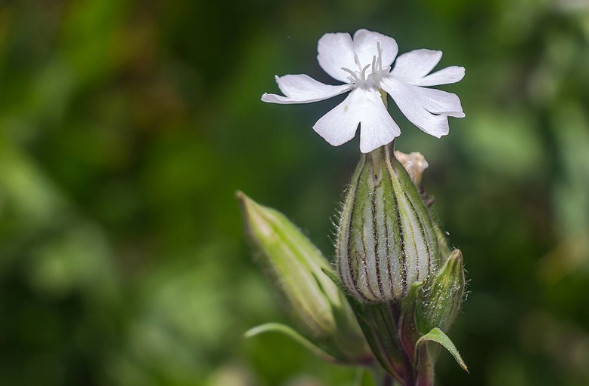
[332,144,467,382]
[239,143,468,384]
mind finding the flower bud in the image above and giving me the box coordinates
[336,145,439,303]
[237,192,372,364]
[417,249,466,334]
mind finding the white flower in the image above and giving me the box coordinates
[262,29,465,153]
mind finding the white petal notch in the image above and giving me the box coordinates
[352,29,398,70]
[317,33,357,83]
[261,29,465,153]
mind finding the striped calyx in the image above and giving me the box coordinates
[336,145,440,303]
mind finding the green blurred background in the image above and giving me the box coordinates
[1,0,589,385]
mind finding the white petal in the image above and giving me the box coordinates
[412,87,465,117]
[411,66,465,87]
[261,74,351,104]
[312,90,361,147]
[317,33,357,83]
[391,49,442,81]
[312,88,400,152]
[358,95,401,153]
[353,29,398,68]
[382,78,463,138]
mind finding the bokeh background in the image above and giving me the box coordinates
[1,0,589,385]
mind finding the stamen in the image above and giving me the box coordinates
[341,67,359,83]
[377,41,383,70]
[360,64,370,82]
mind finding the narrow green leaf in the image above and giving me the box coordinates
[245,323,337,363]
[416,328,468,372]
[354,368,375,386]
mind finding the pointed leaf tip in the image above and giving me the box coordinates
[416,328,468,372]
[244,323,337,363]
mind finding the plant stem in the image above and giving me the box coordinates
[415,346,435,386]
[372,367,397,386]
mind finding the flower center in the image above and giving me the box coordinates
[341,42,389,89]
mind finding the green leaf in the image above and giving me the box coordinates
[354,368,374,386]
[244,323,337,363]
[416,328,468,372]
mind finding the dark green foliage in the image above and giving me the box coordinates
[1,0,588,385]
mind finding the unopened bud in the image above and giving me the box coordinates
[417,249,466,333]
[336,145,439,303]
[238,192,372,364]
